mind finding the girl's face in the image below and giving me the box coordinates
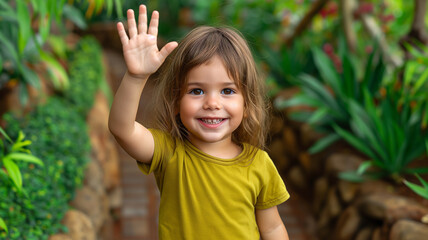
[179,55,244,152]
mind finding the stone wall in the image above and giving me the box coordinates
[267,91,428,240]
[50,91,121,240]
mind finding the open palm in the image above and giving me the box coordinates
[117,5,178,78]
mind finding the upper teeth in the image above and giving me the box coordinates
[202,119,222,124]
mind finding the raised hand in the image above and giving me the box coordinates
[117,5,178,79]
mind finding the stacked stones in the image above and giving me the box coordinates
[50,92,121,240]
[267,90,428,240]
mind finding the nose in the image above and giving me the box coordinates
[203,93,221,110]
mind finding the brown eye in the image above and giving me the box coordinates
[221,88,235,95]
[189,88,204,95]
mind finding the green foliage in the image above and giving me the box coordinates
[64,37,104,116]
[277,44,386,154]
[404,174,428,199]
[1,128,44,193]
[0,1,121,104]
[335,85,428,181]
[0,37,105,239]
[279,41,428,182]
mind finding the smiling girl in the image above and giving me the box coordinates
[109,4,290,240]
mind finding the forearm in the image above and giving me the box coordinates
[260,224,289,240]
[108,71,148,138]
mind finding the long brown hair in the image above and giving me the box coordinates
[152,26,270,149]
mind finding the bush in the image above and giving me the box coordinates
[0,36,104,240]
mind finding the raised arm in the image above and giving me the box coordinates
[108,5,178,163]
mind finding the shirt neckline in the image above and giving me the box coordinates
[184,140,251,165]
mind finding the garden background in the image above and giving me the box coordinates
[1,0,428,239]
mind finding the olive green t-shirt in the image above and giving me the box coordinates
[137,128,289,240]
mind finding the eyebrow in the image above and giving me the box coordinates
[186,82,237,87]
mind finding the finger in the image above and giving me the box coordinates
[148,11,159,37]
[117,22,129,45]
[127,9,137,38]
[158,41,178,61]
[137,5,147,34]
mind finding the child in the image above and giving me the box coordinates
[109,4,290,240]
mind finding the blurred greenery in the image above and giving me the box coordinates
[0,37,103,239]
[0,0,122,104]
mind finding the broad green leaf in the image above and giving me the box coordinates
[63,5,87,29]
[274,94,319,109]
[333,124,378,161]
[0,126,12,143]
[404,61,417,86]
[7,153,44,166]
[11,140,32,152]
[40,52,70,90]
[312,47,341,95]
[404,179,428,199]
[21,64,41,88]
[17,0,32,54]
[0,34,21,67]
[339,171,366,182]
[404,168,428,175]
[308,108,328,125]
[308,134,340,154]
[0,217,7,233]
[357,161,374,175]
[416,174,428,189]
[341,54,357,99]
[114,0,123,18]
[299,74,341,113]
[3,157,23,191]
[412,68,428,94]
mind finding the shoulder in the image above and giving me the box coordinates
[148,128,184,152]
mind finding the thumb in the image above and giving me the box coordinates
[158,41,178,61]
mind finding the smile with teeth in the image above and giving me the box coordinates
[199,118,224,124]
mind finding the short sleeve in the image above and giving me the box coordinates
[137,128,173,175]
[255,152,290,209]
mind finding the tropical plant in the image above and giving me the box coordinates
[0,126,43,237]
[335,85,428,182]
[335,42,428,181]
[404,174,428,199]
[276,41,386,153]
[0,37,103,239]
[0,0,122,103]
[0,127,44,194]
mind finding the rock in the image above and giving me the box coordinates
[48,234,72,240]
[313,177,329,216]
[62,210,96,240]
[87,92,120,191]
[270,115,285,136]
[337,180,359,204]
[390,219,428,240]
[267,138,290,172]
[358,180,394,196]
[359,193,428,224]
[84,160,104,196]
[325,153,364,177]
[298,152,312,174]
[327,187,342,218]
[70,186,109,231]
[299,123,324,149]
[287,166,308,191]
[333,206,362,240]
[108,186,123,209]
[282,126,299,159]
[355,226,373,240]
[371,227,382,240]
